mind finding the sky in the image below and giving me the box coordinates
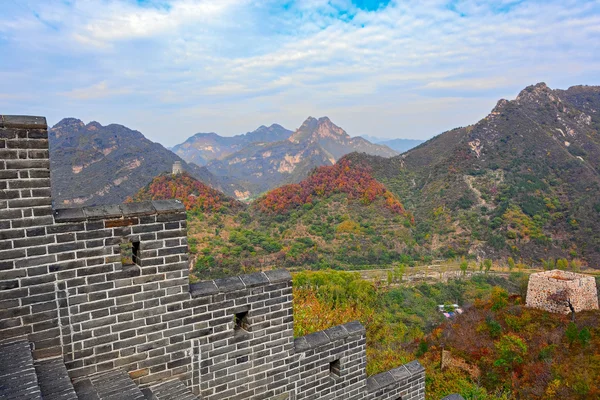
[1,0,599,146]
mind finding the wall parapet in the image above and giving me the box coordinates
[294,321,365,352]
[366,360,424,392]
[189,269,291,297]
[54,200,185,222]
[0,115,47,129]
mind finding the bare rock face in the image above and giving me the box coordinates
[172,124,293,166]
[206,116,398,199]
[49,119,220,206]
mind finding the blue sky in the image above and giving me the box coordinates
[1,0,599,146]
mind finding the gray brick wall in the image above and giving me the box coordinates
[0,115,425,400]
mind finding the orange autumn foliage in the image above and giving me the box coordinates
[128,172,242,213]
[255,158,411,218]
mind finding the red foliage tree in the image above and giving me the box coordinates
[255,158,412,219]
[129,173,242,213]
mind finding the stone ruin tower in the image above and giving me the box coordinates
[172,161,183,175]
[0,115,425,399]
[525,269,599,314]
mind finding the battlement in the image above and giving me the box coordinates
[0,115,425,399]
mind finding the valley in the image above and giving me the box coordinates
[4,2,600,399]
[45,82,600,400]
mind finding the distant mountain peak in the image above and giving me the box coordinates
[53,117,84,129]
[289,116,348,144]
[516,82,558,105]
[86,121,103,131]
[490,98,509,114]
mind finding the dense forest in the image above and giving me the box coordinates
[132,161,418,279]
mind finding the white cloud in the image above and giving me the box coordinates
[62,81,132,100]
[0,0,599,145]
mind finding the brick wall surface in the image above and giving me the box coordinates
[0,115,425,399]
[525,269,599,314]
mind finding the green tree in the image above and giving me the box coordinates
[393,263,406,284]
[578,327,591,346]
[494,334,528,371]
[507,257,515,272]
[542,258,555,270]
[484,259,493,274]
[459,257,468,276]
[565,322,579,347]
[491,287,509,311]
[556,258,569,270]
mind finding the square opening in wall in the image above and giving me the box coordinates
[234,310,249,332]
[120,241,140,266]
[329,359,341,378]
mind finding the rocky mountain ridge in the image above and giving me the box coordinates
[348,82,600,265]
[171,123,293,166]
[206,116,398,198]
[49,118,223,206]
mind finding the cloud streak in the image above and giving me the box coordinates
[0,0,599,145]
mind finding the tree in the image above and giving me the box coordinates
[493,333,528,371]
[565,322,578,347]
[507,257,515,272]
[542,258,555,270]
[484,259,493,274]
[460,257,468,276]
[491,287,509,311]
[556,258,569,270]
[388,263,406,284]
[578,327,591,346]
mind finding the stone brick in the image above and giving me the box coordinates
[0,115,425,400]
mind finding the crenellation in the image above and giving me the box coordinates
[0,115,425,399]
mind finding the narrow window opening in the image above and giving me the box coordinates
[234,311,249,332]
[132,241,140,265]
[120,241,141,266]
[329,359,341,378]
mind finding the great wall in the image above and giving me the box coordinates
[0,115,425,399]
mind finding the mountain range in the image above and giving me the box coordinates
[49,118,222,206]
[359,135,425,153]
[47,82,600,267]
[49,115,400,205]
[348,83,600,265]
[170,124,293,166]
[205,116,398,198]
[128,82,600,273]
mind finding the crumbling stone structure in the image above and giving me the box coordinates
[0,115,425,399]
[526,269,599,314]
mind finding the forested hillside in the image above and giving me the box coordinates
[132,159,415,278]
[348,83,600,267]
[293,270,600,399]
